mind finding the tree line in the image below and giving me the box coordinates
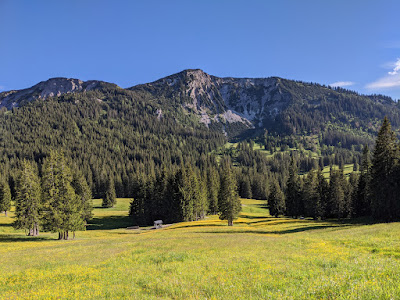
[272,117,400,222]
[3,113,399,238]
[129,157,241,226]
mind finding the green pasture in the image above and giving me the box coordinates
[1,198,399,299]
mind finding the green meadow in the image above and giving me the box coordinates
[1,198,400,299]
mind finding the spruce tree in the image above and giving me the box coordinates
[328,169,346,219]
[268,178,285,217]
[285,157,302,218]
[218,163,241,226]
[371,117,399,220]
[207,167,219,215]
[13,160,42,236]
[347,172,359,217]
[315,169,328,219]
[102,177,117,208]
[129,175,148,225]
[152,168,169,221]
[197,171,208,220]
[42,151,84,239]
[0,179,11,217]
[353,145,371,217]
[303,169,319,218]
[240,176,252,199]
[191,168,202,221]
[341,170,353,218]
[178,165,195,221]
[71,171,93,222]
[166,171,184,223]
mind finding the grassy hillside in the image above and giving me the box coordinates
[1,199,400,299]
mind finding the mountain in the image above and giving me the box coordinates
[0,78,117,109]
[1,69,400,199]
[129,69,400,137]
[129,69,287,133]
[2,69,399,138]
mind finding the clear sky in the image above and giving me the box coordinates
[1,0,399,99]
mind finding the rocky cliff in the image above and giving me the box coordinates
[0,78,117,109]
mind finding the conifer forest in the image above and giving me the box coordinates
[1,76,400,237]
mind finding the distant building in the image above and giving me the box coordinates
[154,220,163,229]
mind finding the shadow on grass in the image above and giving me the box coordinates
[0,223,13,227]
[198,224,350,235]
[247,219,289,225]
[87,215,132,230]
[0,234,53,243]
[171,223,226,229]
[240,214,270,220]
[251,203,269,209]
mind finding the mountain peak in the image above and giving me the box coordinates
[0,78,116,109]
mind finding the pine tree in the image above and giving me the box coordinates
[207,167,219,215]
[371,117,399,220]
[102,177,117,208]
[218,163,241,226]
[191,168,202,221]
[197,171,208,220]
[328,169,346,219]
[129,175,148,225]
[0,178,11,217]
[42,151,84,239]
[166,171,183,223]
[341,170,352,218]
[152,168,169,221]
[315,168,328,219]
[285,157,302,218]
[353,145,371,217]
[240,176,252,199]
[268,178,285,217]
[347,172,359,217]
[71,170,93,222]
[178,165,195,221]
[13,160,42,236]
[303,169,319,218]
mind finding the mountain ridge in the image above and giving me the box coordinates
[1,69,398,138]
[0,77,118,109]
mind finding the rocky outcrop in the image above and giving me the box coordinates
[0,78,116,109]
[129,69,292,129]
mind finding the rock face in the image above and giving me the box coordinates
[0,78,115,109]
[130,69,292,129]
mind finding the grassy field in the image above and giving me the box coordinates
[321,164,355,179]
[1,198,400,299]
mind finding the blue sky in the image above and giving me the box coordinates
[1,0,399,99]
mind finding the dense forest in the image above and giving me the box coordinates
[0,87,226,199]
[1,73,400,236]
[281,117,400,222]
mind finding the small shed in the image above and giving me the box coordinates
[154,220,163,229]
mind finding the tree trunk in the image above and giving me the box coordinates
[34,223,39,236]
[4,211,7,217]
[73,232,75,239]
[228,219,233,226]
[58,232,63,240]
